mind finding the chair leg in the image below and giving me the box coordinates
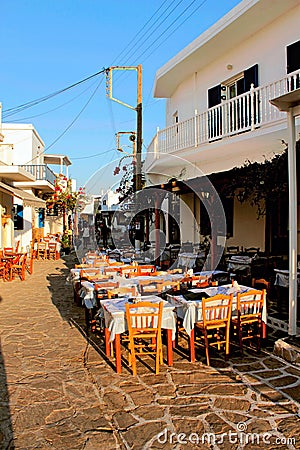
[155,335,163,374]
[238,323,244,356]
[256,319,262,353]
[203,329,210,366]
[155,345,160,375]
[225,324,230,361]
[129,338,137,376]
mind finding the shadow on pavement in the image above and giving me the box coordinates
[46,253,117,373]
[0,339,14,449]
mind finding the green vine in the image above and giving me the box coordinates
[222,140,300,218]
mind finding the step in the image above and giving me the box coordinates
[273,335,300,367]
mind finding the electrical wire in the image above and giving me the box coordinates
[3,0,209,161]
[129,0,206,66]
[112,0,207,89]
[3,68,107,118]
[8,78,100,122]
[120,0,187,66]
[111,0,171,65]
[23,78,103,164]
[139,0,209,64]
[72,148,116,160]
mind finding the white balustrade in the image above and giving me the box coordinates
[146,69,300,164]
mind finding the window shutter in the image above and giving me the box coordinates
[287,40,300,73]
[244,64,258,91]
[13,204,24,230]
[208,84,221,108]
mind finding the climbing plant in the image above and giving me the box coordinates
[222,140,300,218]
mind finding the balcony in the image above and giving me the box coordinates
[14,164,56,191]
[0,164,36,182]
[146,69,300,173]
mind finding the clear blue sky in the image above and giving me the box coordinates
[2,0,240,190]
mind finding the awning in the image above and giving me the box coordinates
[0,181,46,208]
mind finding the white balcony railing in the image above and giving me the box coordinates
[19,164,56,185]
[147,69,300,160]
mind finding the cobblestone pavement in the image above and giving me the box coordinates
[0,255,300,449]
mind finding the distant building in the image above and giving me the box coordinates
[0,105,74,251]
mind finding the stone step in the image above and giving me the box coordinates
[273,336,300,366]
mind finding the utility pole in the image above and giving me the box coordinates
[106,65,143,193]
[136,64,143,192]
[106,65,143,252]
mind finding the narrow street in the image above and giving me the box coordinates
[1,256,300,449]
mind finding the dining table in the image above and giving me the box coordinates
[100,295,177,373]
[167,283,267,362]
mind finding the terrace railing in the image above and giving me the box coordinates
[19,164,56,185]
[147,69,300,160]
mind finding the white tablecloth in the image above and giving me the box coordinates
[178,253,198,269]
[227,255,256,272]
[80,281,96,308]
[100,296,176,342]
[167,284,265,337]
[274,269,300,288]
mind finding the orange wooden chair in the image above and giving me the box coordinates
[125,301,164,375]
[26,249,37,275]
[11,253,27,281]
[48,243,57,260]
[195,294,233,365]
[231,289,265,355]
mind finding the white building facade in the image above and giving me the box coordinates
[0,107,73,251]
[145,0,300,254]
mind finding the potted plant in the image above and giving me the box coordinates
[61,233,71,255]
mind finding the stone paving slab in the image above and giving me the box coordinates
[0,256,300,449]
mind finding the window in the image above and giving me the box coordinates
[287,39,300,90]
[13,204,24,230]
[207,64,259,137]
[208,65,258,108]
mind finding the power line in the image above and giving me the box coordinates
[3,68,107,118]
[72,148,116,160]
[8,78,99,122]
[139,0,209,64]
[121,0,186,66]
[132,0,205,65]
[2,1,209,161]
[111,0,171,65]
[24,78,103,164]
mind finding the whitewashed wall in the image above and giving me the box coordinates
[165,4,300,126]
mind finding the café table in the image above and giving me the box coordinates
[100,295,176,373]
[167,283,267,362]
